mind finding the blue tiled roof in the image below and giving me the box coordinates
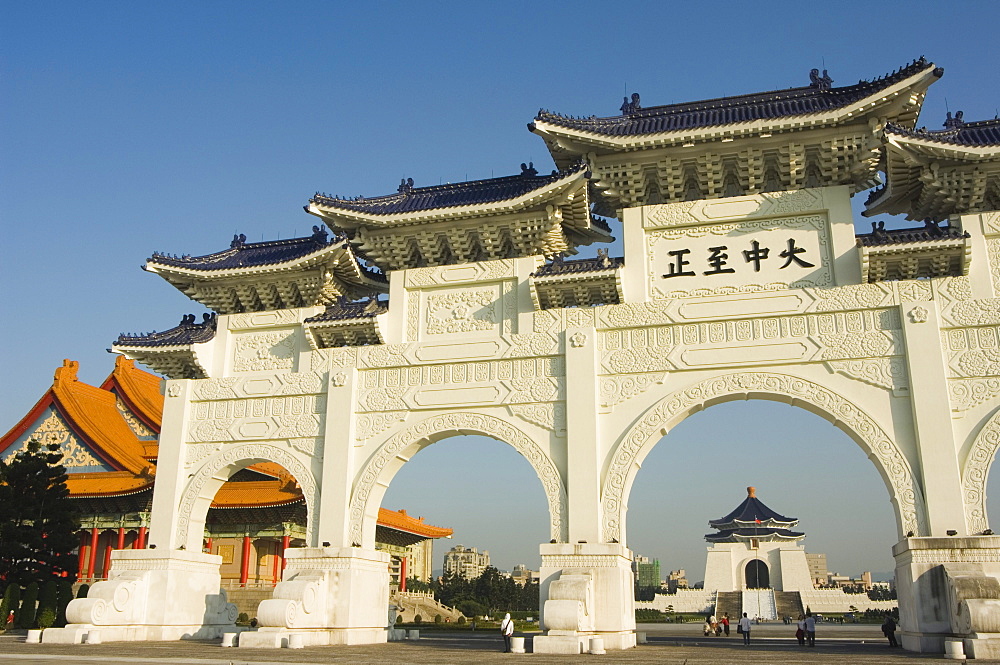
[531,252,623,277]
[710,494,795,527]
[115,314,217,348]
[705,527,805,542]
[885,117,1000,147]
[857,220,969,246]
[533,58,939,136]
[311,163,588,216]
[148,226,344,271]
[304,297,388,323]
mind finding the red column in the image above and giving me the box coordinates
[399,556,407,592]
[86,528,99,580]
[205,537,213,554]
[281,535,290,572]
[137,527,147,549]
[77,532,88,578]
[102,541,113,579]
[239,536,251,587]
[271,541,281,584]
[116,527,125,550]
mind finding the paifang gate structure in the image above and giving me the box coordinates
[45,58,1000,657]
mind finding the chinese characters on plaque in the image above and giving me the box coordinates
[663,238,815,279]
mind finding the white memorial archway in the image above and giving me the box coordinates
[47,59,1000,657]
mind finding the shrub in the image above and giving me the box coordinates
[413,614,422,624]
[35,581,58,629]
[236,612,250,626]
[434,614,442,624]
[17,582,39,629]
[395,615,403,625]
[55,581,73,627]
[457,616,466,625]
[76,584,90,599]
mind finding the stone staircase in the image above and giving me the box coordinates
[774,590,804,620]
[714,591,742,620]
[742,589,777,620]
[391,591,464,623]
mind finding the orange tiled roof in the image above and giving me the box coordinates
[377,508,453,538]
[65,471,153,497]
[212,479,302,508]
[101,356,163,432]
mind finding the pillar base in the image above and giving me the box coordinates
[241,546,390,648]
[42,550,236,644]
[536,543,636,651]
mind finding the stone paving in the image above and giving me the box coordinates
[1,624,997,664]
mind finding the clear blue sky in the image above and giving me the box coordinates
[4,1,1000,578]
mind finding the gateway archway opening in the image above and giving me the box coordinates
[745,560,769,589]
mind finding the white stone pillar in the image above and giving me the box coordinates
[900,301,967,536]
[148,379,194,550]
[563,326,601,544]
[316,366,357,549]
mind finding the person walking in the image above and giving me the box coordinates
[721,613,730,637]
[804,611,816,647]
[795,614,806,646]
[881,615,898,647]
[738,612,752,646]
[500,613,514,652]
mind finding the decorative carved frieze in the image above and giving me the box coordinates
[8,410,105,468]
[349,412,566,545]
[228,309,301,330]
[827,358,909,394]
[425,288,498,335]
[599,373,667,410]
[963,408,1000,534]
[509,403,566,435]
[403,260,516,288]
[192,372,325,401]
[944,325,1000,377]
[949,378,1000,413]
[602,372,923,543]
[355,412,408,442]
[232,330,296,372]
[188,394,325,443]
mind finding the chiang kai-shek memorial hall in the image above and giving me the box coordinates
[27,57,1000,656]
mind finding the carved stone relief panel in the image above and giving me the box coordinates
[962,407,1000,533]
[533,307,598,334]
[826,358,909,395]
[404,260,516,288]
[944,325,1000,378]
[228,309,301,330]
[188,394,325,443]
[424,287,499,335]
[357,357,565,413]
[232,329,296,372]
[949,378,1000,413]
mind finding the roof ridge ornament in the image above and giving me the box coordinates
[808,68,833,90]
[231,233,247,249]
[397,177,414,194]
[620,92,641,115]
[944,110,965,129]
[520,161,538,177]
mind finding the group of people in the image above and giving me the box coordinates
[702,612,754,645]
[793,613,817,647]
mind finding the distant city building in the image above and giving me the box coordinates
[666,569,689,593]
[633,555,661,588]
[443,544,490,580]
[806,552,828,586]
[511,564,539,586]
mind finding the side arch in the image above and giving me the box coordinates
[961,406,1000,534]
[349,411,567,547]
[602,372,925,543]
[177,442,319,550]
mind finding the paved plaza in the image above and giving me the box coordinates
[3,624,997,664]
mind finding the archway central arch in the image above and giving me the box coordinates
[602,372,925,545]
[349,411,567,548]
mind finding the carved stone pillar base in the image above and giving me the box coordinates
[893,536,1000,654]
[534,543,636,654]
[42,550,236,644]
[238,546,390,649]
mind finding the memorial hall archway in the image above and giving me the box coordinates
[604,372,925,547]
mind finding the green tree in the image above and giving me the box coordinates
[35,581,58,629]
[0,440,79,587]
[405,577,432,593]
[55,580,73,627]
[17,582,38,629]
[0,584,19,629]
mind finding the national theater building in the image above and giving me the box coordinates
[0,355,450,589]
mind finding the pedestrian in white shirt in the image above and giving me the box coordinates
[500,613,514,652]
[738,612,752,645]
[804,612,816,647]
